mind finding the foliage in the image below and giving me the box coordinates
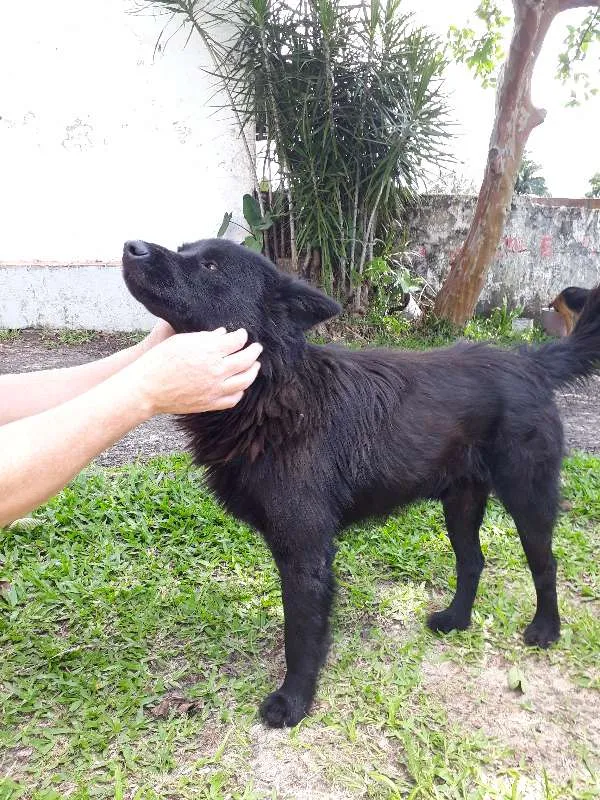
[364,256,422,313]
[514,152,550,196]
[556,8,600,106]
[449,1,600,105]
[0,328,20,343]
[218,193,275,251]
[362,232,424,316]
[230,0,452,298]
[311,300,548,349]
[585,171,600,197]
[141,0,452,302]
[448,0,509,88]
[462,297,544,343]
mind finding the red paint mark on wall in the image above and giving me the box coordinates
[504,236,528,253]
[540,234,553,258]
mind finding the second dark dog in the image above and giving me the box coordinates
[123,238,600,727]
[550,286,590,335]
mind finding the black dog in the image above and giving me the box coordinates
[123,238,600,728]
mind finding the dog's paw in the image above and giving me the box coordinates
[427,608,470,634]
[259,690,308,728]
[523,617,560,648]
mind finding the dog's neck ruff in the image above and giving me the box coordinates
[177,344,334,467]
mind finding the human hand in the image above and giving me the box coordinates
[129,328,262,416]
[136,318,176,354]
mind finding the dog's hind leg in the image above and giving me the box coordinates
[495,478,561,648]
[490,425,562,647]
[259,535,336,728]
[427,480,489,634]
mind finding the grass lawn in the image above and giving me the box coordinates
[1,451,598,800]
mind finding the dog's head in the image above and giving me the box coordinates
[122,238,341,345]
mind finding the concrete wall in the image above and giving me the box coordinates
[409,196,600,317]
[0,265,155,331]
[0,0,253,330]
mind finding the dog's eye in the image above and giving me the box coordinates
[203,262,218,271]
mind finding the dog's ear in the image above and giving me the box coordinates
[281,278,341,329]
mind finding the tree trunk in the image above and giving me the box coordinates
[434,0,600,325]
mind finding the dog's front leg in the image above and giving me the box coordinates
[259,538,336,727]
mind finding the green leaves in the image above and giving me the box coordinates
[222,0,452,295]
[507,665,528,693]
[242,194,263,230]
[557,8,600,104]
[215,194,273,251]
[585,171,600,198]
[448,1,509,89]
[216,212,233,238]
[141,0,453,300]
[514,151,550,197]
[242,234,264,251]
[451,2,600,105]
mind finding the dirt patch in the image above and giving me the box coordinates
[556,377,600,455]
[247,725,355,800]
[421,653,600,784]
[1,330,599,465]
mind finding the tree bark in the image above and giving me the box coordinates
[434,0,600,325]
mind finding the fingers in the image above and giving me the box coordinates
[221,342,263,377]
[212,391,244,410]
[214,328,249,355]
[222,361,261,393]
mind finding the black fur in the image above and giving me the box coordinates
[122,238,600,727]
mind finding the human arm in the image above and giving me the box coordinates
[0,319,175,425]
[0,328,261,527]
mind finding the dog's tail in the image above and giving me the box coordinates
[529,284,600,389]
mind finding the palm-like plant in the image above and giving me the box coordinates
[585,172,600,198]
[514,152,550,196]
[140,0,452,303]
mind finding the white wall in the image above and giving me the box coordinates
[0,265,156,331]
[0,0,253,267]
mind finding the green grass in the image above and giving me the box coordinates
[0,329,147,349]
[39,330,101,347]
[0,329,21,343]
[1,454,598,799]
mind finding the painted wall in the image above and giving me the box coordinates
[0,265,156,331]
[0,0,252,266]
[408,196,600,316]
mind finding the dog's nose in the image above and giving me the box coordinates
[124,240,150,259]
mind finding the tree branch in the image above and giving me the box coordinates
[558,0,600,11]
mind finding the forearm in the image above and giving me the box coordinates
[0,370,150,527]
[0,327,262,527]
[0,340,148,424]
